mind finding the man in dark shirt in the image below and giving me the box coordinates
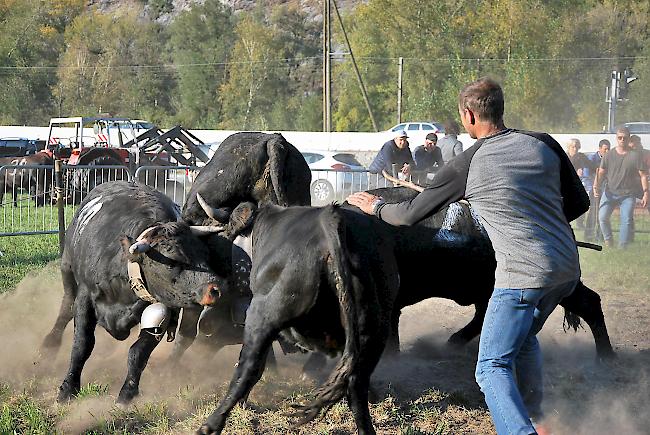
[594,127,648,248]
[349,78,588,435]
[368,129,414,178]
[584,139,610,241]
[412,132,443,184]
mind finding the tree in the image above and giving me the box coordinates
[0,0,84,125]
[54,8,172,123]
[167,2,234,128]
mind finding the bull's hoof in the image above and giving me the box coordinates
[57,383,78,403]
[117,382,139,405]
[197,424,216,434]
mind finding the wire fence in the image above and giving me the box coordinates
[1,164,648,246]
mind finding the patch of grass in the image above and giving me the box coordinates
[0,234,59,292]
[0,390,56,434]
[76,382,109,399]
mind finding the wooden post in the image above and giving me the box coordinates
[55,159,65,255]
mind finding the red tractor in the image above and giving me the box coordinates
[45,117,209,199]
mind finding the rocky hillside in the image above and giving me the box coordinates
[88,0,362,24]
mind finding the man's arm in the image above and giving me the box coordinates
[593,167,606,198]
[348,150,472,226]
[640,170,648,208]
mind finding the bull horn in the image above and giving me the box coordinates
[129,240,151,254]
[189,225,226,236]
[198,306,215,337]
[197,193,218,220]
[196,193,231,222]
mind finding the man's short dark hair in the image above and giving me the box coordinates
[443,119,460,136]
[598,139,611,148]
[458,77,504,124]
[425,133,438,142]
[616,126,630,136]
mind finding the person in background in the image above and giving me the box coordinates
[348,77,587,435]
[566,138,592,229]
[412,132,443,184]
[583,139,610,241]
[594,127,649,248]
[437,118,463,164]
[368,130,414,184]
[630,135,650,215]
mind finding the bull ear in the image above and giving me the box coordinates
[120,235,144,263]
[225,202,257,240]
[267,135,289,206]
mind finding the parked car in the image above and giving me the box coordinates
[0,137,39,158]
[387,121,445,134]
[301,150,368,205]
[384,121,445,148]
[614,122,650,134]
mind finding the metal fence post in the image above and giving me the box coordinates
[55,159,65,255]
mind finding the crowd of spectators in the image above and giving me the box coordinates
[567,128,648,248]
[368,123,648,248]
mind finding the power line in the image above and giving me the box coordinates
[0,55,646,71]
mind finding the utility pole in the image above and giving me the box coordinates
[606,68,638,132]
[606,70,619,133]
[397,57,403,124]
[322,0,331,132]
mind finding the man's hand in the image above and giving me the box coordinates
[401,163,411,176]
[593,185,600,198]
[642,191,648,208]
[347,191,380,215]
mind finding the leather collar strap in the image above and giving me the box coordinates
[127,225,160,303]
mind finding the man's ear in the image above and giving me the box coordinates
[119,235,143,263]
[462,107,475,125]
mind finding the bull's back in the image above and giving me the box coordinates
[64,181,180,280]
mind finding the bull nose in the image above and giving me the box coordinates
[200,283,221,306]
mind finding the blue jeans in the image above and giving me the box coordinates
[598,191,636,248]
[475,280,578,435]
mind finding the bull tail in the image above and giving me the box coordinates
[563,308,582,332]
[267,134,289,207]
[292,206,359,425]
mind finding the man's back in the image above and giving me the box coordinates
[438,135,463,164]
[464,129,580,288]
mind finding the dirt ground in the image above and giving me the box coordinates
[1,264,649,434]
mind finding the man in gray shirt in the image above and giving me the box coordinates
[594,127,648,248]
[348,78,588,435]
[437,118,464,164]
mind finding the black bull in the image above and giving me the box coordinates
[198,204,400,434]
[182,131,311,228]
[42,181,230,404]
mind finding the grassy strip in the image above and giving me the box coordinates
[0,234,59,293]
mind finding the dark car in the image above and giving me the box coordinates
[0,137,39,158]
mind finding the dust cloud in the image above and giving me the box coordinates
[1,265,649,434]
